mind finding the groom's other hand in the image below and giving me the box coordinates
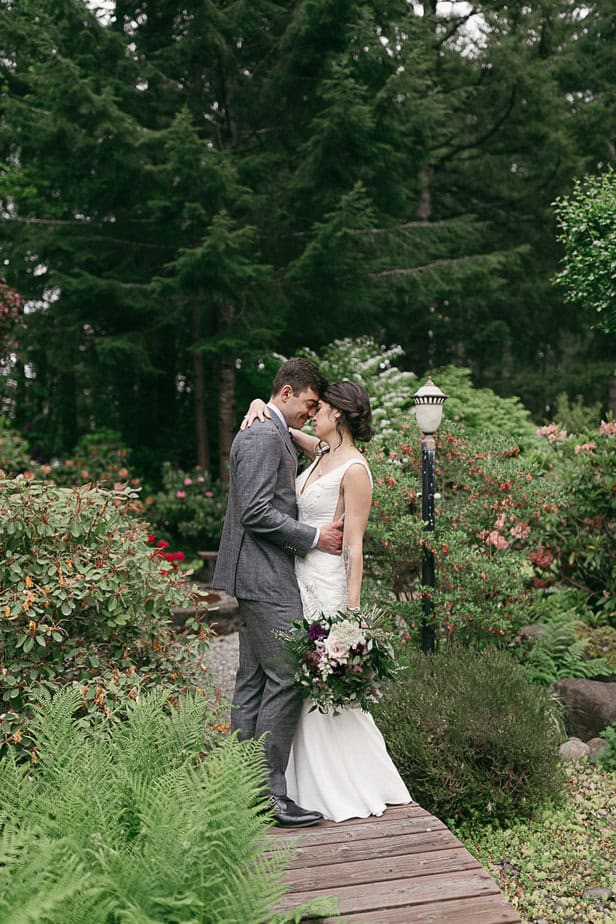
[316,519,344,554]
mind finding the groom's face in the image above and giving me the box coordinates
[281,386,320,429]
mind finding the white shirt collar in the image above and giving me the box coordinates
[267,402,287,428]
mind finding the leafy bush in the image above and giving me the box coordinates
[364,423,554,646]
[0,688,323,923]
[373,645,566,825]
[553,391,603,435]
[531,421,616,623]
[597,724,616,772]
[0,417,31,475]
[0,477,207,755]
[430,365,537,447]
[147,462,228,555]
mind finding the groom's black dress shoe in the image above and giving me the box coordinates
[268,796,323,827]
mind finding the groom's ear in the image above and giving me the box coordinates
[280,384,293,401]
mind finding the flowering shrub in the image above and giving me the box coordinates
[284,608,398,713]
[0,477,208,756]
[363,422,553,646]
[531,420,616,623]
[32,428,142,494]
[147,462,228,555]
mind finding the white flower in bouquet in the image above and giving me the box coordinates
[323,619,367,664]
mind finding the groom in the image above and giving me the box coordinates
[213,357,343,827]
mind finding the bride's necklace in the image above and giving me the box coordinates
[312,441,354,478]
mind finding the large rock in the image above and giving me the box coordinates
[559,738,589,762]
[551,679,616,740]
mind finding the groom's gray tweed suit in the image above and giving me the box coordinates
[213,410,316,797]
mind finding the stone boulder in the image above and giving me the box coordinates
[551,679,616,741]
[559,738,590,762]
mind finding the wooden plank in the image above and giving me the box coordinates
[266,827,459,867]
[276,868,500,915]
[266,812,445,849]
[315,894,521,923]
[284,845,481,891]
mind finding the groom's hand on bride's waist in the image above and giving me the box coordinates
[316,519,344,554]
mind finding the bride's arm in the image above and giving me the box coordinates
[340,464,373,611]
[289,428,322,459]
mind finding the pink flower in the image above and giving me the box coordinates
[197,476,205,483]
[183,477,193,486]
[176,490,186,499]
[574,442,596,454]
[600,420,616,436]
[510,521,530,540]
[205,491,214,498]
[486,530,509,550]
[529,546,554,571]
[536,424,568,443]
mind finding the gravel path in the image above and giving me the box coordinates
[204,630,239,706]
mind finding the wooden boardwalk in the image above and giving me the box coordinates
[266,803,521,923]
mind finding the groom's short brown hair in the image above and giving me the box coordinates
[271,357,328,398]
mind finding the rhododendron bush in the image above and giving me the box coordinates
[363,413,615,646]
[531,420,616,624]
[0,478,209,756]
[364,422,558,646]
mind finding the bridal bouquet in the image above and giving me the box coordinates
[285,607,399,713]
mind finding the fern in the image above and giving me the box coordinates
[523,616,612,685]
[0,689,315,923]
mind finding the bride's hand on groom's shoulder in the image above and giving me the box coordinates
[241,399,270,430]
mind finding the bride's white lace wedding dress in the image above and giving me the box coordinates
[285,457,411,822]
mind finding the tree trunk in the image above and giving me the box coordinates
[218,303,237,482]
[192,302,210,471]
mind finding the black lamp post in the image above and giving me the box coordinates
[411,379,448,654]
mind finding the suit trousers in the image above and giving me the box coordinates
[232,598,303,798]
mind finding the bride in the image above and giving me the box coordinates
[245,381,410,822]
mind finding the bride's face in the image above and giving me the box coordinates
[313,401,338,440]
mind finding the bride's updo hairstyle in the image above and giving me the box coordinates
[323,381,374,445]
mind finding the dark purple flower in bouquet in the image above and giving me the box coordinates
[308,622,326,641]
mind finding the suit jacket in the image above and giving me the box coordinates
[212,412,317,606]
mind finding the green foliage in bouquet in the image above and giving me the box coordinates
[531,420,616,623]
[285,608,399,713]
[0,688,326,923]
[0,477,208,756]
[374,645,566,825]
[147,462,228,555]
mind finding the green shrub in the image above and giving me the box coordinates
[598,724,616,772]
[532,421,616,622]
[0,688,324,923]
[0,417,31,475]
[147,462,228,555]
[553,391,603,435]
[364,424,554,646]
[373,645,566,825]
[0,477,207,755]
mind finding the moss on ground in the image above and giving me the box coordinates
[457,764,616,923]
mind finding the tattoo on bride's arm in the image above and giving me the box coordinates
[343,545,351,582]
